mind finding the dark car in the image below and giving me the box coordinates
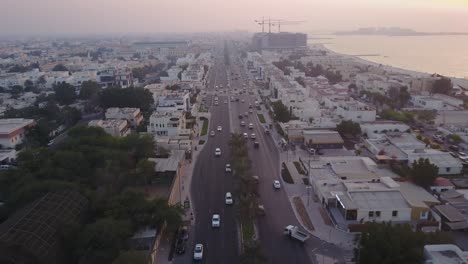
[175,238,186,254]
[449,145,460,151]
[178,226,189,241]
[254,142,260,148]
[239,114,243,119]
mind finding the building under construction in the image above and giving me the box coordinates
[252,32,307,51]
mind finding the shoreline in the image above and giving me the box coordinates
[309,43,468,87]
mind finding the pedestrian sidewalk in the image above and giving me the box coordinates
[281,151,355,251]
[155,111,211,264]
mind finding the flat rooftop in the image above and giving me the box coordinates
[349,190,410,210]
[327,157,379,181]
[0,118,34,134]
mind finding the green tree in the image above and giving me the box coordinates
[24,79,34,91]
[10,85,24,98]
[99,87,154,112]
[80,80,101,100]
[52,64,68,71]
[271,100,291,123]
[356,222,452,264]
[432,77,453,95]
[74,218,133,264]
[240,243,267,264]
[410,158,438,188]
[24,119,51,147]
[112,251,147,264]
[448,134,462,144]
[54,82,77,105]
[336,120,361,137]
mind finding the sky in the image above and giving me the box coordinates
[1,0,468,35]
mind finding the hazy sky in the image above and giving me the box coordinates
[1,0,468,35]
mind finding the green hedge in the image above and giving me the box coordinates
[293,161,305,175]
[281,162,294,184]
[257,113,266,124]
[200,119,209,136]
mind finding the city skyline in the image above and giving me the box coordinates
[1,0,468,36]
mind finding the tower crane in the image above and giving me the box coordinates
[271,20,306,33]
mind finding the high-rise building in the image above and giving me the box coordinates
[252,32,307,51]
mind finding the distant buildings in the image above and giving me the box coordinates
[97,68,134,88]
[252,32,307,51]
[147,111,190,137]
[0,118,35,148]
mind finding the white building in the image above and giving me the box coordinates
[88,119,130,137]
[147,111,189,137]
[157,94,190,113]
[424,244,468,264]
[361,121,410,138]
[0,118,35,148]
[105,107,143,128]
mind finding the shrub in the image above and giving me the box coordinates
[281,163,294,184]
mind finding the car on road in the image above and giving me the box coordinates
[210,131,215,137]
[243,133,248,139]
[244,112,248,117]
[224,100,228,104]
[254,141,259,148]
[176,238,186,254]
[264,129,270,135]
[217,126,222,132]
[225,192,233,205]
[240,121,246,126]
[248,123,253,129]
[250,133,256,139]
[193,244,203,260]
[212,214,221,227]
[241,99,245,103]
[225,163,232,172]
[238,114,243,119]
[249,109,253,113]
[215,148,221,156]
[273,180,281,189]
[214,101,219,106]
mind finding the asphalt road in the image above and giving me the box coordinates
[183,43,349,263]
[186,50,239,264]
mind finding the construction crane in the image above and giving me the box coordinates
[271,20,306,33]
[254,17,282,33]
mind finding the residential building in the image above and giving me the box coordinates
[303,130,344,150]
[156,94,190,113]
[105,107,143,128]
[430,177,455,193]
[361,121,410,138]
[424,244,468,264]
[88,119,130,137]
[147,111,189,137]
[97,68,133,88]
[0,118,35,148]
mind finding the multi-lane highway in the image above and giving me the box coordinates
[181,42,348,263]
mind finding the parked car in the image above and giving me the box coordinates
[176,238,186,254]
[215,148,221,156]
[225,164,232,172]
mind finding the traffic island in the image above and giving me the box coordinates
[281,162,294,184]
[292,196,315,232]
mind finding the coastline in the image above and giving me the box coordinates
[309,43,468,87]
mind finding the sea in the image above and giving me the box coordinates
[308,35,468,79]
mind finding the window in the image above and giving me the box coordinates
[375,211,381,217]
[392,210,398,217]
[368,211,374,217]
[446,168,451,172]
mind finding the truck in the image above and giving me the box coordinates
[284,225,310,243]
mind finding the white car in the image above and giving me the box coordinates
[241,99,245,103]
[243,133,248,139]
[193,244,203,260]
[215,148,221,156]
[224,100,228,104]
[251,133,256,139]
[210,131,215,137]
[225,164,232,172]
[248,123,254,129]
[212,214,220,227]
[214,101,219,106]
[249,109,253,113]
[240,121,246,126]
[217,126,222,132]
[273,180,281,189]
[225,192,233,205]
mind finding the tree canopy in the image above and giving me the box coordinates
[52,64,69,72]
[271,100,291,123]
[80,81,101,100]
[99,87,154,112]
[356,222,452,264]
[410,158,438,188]
[0,126,182,263]
[336,120,361,137]
[54,82,77,105]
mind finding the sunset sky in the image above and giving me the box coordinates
[1,0,467,35]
